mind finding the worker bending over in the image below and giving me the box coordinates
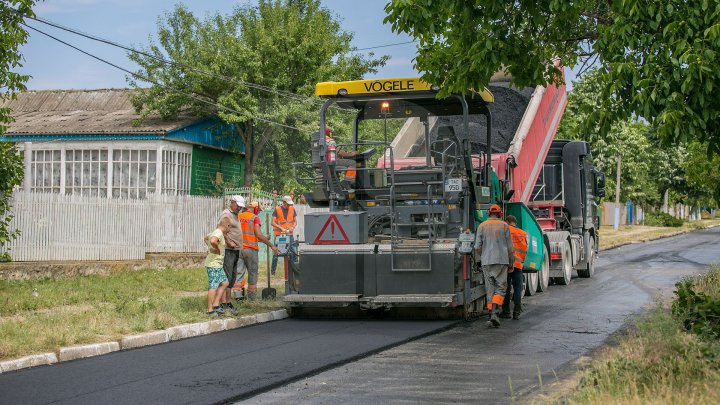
[239,201,279,301]
[500,215,527,320]
[474,204,514,328]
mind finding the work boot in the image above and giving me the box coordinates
[247,291,257,301]
[234,288,246,302]
[512,303,523,320]
[488,304,501,328]
[221,302,239,316]
[499,303,511,319]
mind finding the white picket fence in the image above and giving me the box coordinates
[1,190,327,262]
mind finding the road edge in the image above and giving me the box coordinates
[0,309,288,374]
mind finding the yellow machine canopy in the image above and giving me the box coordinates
[315,78,494,120]
[315,77,493,103]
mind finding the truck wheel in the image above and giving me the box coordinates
[577,236,595,278]
[524,272,538,296]
[553,240,573,285]
[537,244,550,292]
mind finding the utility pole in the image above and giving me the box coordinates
[613,154,622,230]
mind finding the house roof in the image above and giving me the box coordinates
[1,89,198,135]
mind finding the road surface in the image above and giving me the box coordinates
[1,227,717,404]
[242,227,720,404]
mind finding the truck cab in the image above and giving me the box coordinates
[529,140,606,282]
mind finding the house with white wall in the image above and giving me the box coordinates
[1,89,245,197]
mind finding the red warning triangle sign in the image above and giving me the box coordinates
[313,214,350,245]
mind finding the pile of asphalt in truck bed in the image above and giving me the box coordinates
[408,83,534,157]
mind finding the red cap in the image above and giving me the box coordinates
[324,128,332,135]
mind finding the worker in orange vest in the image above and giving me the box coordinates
[325,127,358,188]
[239,201,279,301]
[500,215,528,320]
[474,204,514,328]
[271,195,297,275]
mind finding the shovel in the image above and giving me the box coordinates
[262,212,277,300]
[261,258,276,300]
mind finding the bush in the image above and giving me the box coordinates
[673,273,720,339]
[645,211,684,227]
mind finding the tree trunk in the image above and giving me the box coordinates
[614,154,622,204]
[244,161,254,188]
[234,121,274,189]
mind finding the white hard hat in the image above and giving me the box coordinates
[282,195,294,205]
[229,195,246,207]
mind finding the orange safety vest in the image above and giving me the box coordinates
[509,225,528,270]
[239,211,259,250]
[274,206,296,236]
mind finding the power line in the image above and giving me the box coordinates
[354,41,416,51]
[23,13,415,106]
[22,12,366,116]
[20,22,304,134]
[23,13,320,105]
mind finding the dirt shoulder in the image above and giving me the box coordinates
[598,219,720,250]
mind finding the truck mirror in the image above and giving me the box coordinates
[596,171,606,189]
[596,171,606,197]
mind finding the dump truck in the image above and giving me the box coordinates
[284,74,604,318]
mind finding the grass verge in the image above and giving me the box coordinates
[0,265,285,360]
[598,219,720,250]
[554,265,720,404]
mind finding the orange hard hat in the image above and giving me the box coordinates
[489,204,502,214]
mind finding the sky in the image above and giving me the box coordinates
[17,0,417,90]
[17,0,576,90]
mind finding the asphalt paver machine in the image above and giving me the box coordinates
[284,78,546,319]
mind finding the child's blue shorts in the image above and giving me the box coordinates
[207,267,229,289]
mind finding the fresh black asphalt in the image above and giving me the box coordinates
[242,227,720,404]
[0,319,454,404]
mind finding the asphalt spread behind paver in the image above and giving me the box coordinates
[241,227,720,404]
[0,319,454,405]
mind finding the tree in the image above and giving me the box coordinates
[385,1,720,155]
[558,69,720,212]
[129,1,386,188]
[683,141,720,207]
[558,70,658,205]
[1,0,35,261]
